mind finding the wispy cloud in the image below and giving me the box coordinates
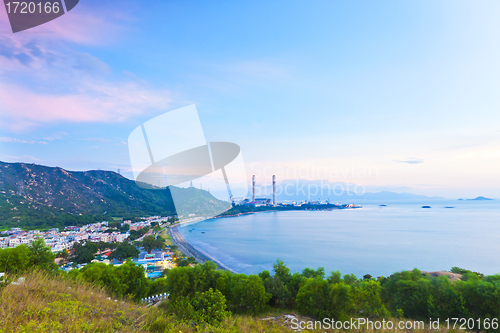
[80,138,112,143]
[0,137,47,144]
[42,132,68,141]
[394,158,424,165]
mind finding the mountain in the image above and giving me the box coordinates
[255,179,445,202]
[466,196,494,201]
[0,161,230,230]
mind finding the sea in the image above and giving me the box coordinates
[179,200,500,278]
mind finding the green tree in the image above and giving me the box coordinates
[109,242,139,261]
[352,279,389,318]
[192,288,229,326]
[222,272,270,314]
[58,249,69,260]
[77,262,124,296]
[0,245,32,273]
[261,259,291,307]
[287,272,307,307]
[296,276,332,319]
[98,241,108,252]
[73,261,151,301]
[116,261,151,300]
[0,239,57,273]
[72,241,98,264]
[381,269,432,319]
[175,257,190,267]
[141,235,165,253]
[302,267,325,279]
[28,238,57,272]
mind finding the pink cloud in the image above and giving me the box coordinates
[0,3,174,133]
[0,81,172,132]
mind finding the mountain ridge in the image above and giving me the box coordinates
[0,161,229,230]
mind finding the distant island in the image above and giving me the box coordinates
[466,196,494,201]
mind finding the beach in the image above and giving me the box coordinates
[167,224,237,273]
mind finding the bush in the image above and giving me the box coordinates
[168,288,229,326]
[0,238,56,274]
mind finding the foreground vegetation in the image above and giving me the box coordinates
[1,239,500,332]
[0,270,472,333]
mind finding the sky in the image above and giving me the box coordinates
[0,0,499,199]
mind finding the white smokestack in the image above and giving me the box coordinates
[273,175,276,205]
[252,175,255,201]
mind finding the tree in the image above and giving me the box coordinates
[302,267,325,279]
[78,262,124,296]
[0,245,32,273]
[72,241,98,264]
[57,249,69,260]
[263,259,291,307]
[109,242,139,261]
[176,258,190,267]
[98,241,108,252]
[192,288,229,326]
[141,235,165,253]
[115,261,151,300]
[222,272,270,314]
[73,261,151,301]
[296,276,332,319]
[128,227,149,241]
[28,238,57,272]
[0,238,56,273]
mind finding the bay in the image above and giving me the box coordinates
[179,200,500,277]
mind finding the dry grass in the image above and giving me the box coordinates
[0,271,153,332]
[0,271,470,333]
[0,271,291,333]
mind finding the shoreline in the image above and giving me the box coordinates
[167,224,237,273]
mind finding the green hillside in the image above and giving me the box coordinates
[0,161,230,230]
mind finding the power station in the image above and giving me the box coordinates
[244,174,277,206]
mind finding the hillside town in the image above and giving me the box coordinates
[0,216,182,278]
[0,216,169,251]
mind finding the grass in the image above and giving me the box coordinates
[0,271,469,333]
[0,271,155,332]
[0,271,289,333]
[158,227,172,246]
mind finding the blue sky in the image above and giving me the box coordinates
[0,0,499,198]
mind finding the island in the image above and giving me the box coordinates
[216,202,361,218]
[466,196,494,201]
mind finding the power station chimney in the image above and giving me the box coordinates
[252,175,255,201]
[273,175,276,206]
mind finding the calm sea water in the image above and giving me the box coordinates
[179,200,500,278]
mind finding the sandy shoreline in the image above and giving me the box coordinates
[167,224,237,273]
